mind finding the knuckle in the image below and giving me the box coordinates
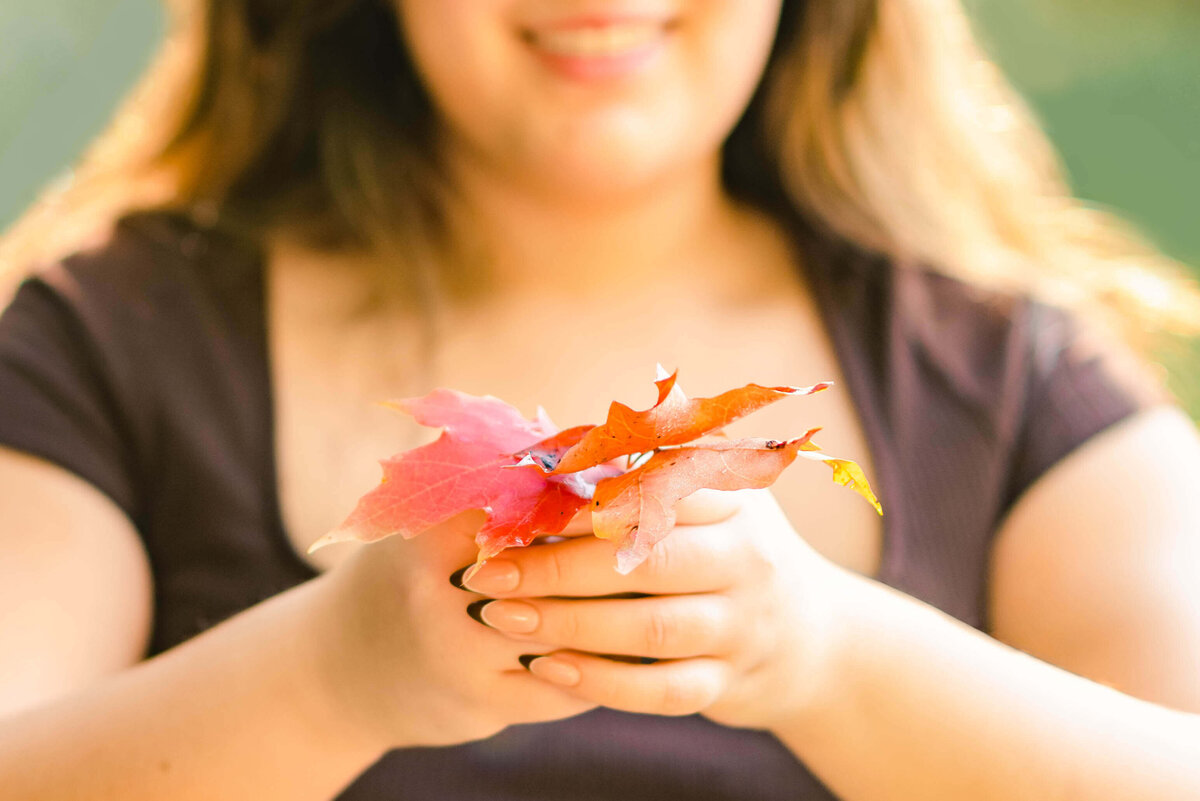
[645,608,675,654]
[659,672,710,716]
[680,527,733,584]
[538,546,566,591]
[551,605,580,643]
[641,539,674,578]
[740,539,777,582]
[690,603,727,652]
[707,528,740,564]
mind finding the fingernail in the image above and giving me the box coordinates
[478,600,539,634]
[527,657,581,687]
[449,565,471,590]
[466,599,492,626]
[462,560,519,594]
[601,654,657,664]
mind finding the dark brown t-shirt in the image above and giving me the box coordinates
[0,211,1155,799]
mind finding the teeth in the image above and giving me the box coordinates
[532,22,663,57]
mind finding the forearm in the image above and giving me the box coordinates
[0,577,385,801]
[774,569,1200,801]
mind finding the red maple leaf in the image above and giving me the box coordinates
[314,370,880,571]
[309,391,612,559]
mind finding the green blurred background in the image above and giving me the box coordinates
[1,0,1197,401]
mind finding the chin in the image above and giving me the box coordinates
[520,123,699,203]
[528,152,673,207]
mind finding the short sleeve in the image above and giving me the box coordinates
[1004,300,1168,507]
[0,274,139,519]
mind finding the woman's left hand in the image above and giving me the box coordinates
[458,489,843,730]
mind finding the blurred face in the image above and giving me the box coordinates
[394,1,784,200]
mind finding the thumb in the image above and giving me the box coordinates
[672,487,742,526]
[559,507,596,537]
[560,487,748,537]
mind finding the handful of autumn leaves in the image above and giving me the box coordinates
[310,367,881,574]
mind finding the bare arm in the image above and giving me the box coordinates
[772,565,1200,800]
[0,448,385,800]
[771,407,1200,800]
[0,448,591,800]
[990,406,1200,712]
[0,581,386,801]
[0,447,152,717]
[478,408,1200,799]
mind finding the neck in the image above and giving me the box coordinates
[440,146,792,306]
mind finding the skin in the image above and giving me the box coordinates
[458,412,1200,801]
[396,0,783,205]
[2,1,1200,799]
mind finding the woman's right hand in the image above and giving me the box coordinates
[307,510,597,750]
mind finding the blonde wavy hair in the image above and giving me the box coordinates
[3,0,1198,343]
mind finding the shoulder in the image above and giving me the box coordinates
[3,210,266,386]
[20,210,261,320]
[1,208,268,413]
[810,227,1165,505]
[812,236,1040,424]
[825,237,1161,424]
[0,210,270,522]
[805,228,1030,367]
[892,262,1033,394]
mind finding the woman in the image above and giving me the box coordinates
[1,0,1199,798]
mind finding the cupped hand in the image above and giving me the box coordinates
[310,509,596,751]
[459,489,844,730]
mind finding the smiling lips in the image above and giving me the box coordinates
[522,17,675,80]
[530,20,664,56]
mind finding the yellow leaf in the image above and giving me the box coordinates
[797,442,883,515]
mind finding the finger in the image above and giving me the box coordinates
[494,670,598,723]
[461,522,747,597]
[370,508,486,573]
[523,652,731,717]
[672,488,742,526]
[474,594,735,659]
[546,489,735,540]
[557,507,594,537]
